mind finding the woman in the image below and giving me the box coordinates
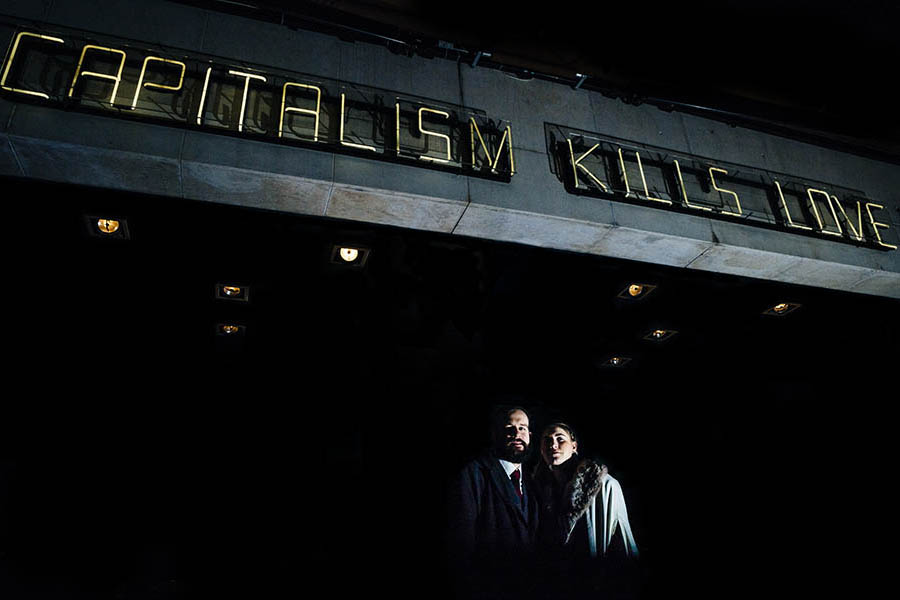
[533,422,639,559]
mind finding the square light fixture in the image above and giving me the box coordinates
[643,328,678,342]
[85,215,130,240]
[763,302,801,316]
[330,244,370,267]
[601,356,632,368]
[215,283,250,302]
[617,283,656,300]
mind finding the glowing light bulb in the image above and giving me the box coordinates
[339,247,359,262]
[652,329,666,339]
[220,325,239,334]
[222,286,242,297]
[773,303,789,313]
[97,219,120,234]
[628,284,643,297]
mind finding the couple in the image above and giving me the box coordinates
[447,405,638,579]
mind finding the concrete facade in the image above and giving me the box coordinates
[2,0,898,298]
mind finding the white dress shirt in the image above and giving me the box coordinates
[497,458,523,497]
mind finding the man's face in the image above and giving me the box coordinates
[496,409,531,463]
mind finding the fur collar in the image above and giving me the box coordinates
[563,458,605,543]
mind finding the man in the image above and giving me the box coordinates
[447,406,540,569]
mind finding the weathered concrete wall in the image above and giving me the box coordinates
[2,0,899,297]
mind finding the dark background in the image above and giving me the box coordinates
[170,0,900,162]
[1,174,896,598]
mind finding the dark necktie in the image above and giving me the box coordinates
[510,468,523,502]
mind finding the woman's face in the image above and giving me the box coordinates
[541,426,577,467]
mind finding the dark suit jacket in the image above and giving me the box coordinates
[447,452,540,564]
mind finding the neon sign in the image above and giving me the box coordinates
[546,124,897,250]
[1,27,515,179]
[2,24,896,250]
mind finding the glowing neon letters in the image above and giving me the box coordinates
[0,28,515,178]
[562,133,897,250]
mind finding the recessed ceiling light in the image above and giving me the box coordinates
[602,356,632,368]
[85,215,130,239]
[330,244,370,267]
[643,328,677,341]
[215,283,250,302]
[763,302,801,316]
[339,247,359,262]
[97,218,120,234]
[617,283,656,300]
[217,324,244,336]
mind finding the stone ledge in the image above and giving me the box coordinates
[6,132,899,299]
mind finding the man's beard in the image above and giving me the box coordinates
[497,442,530,463]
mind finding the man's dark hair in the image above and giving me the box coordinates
[489,404,531,436]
